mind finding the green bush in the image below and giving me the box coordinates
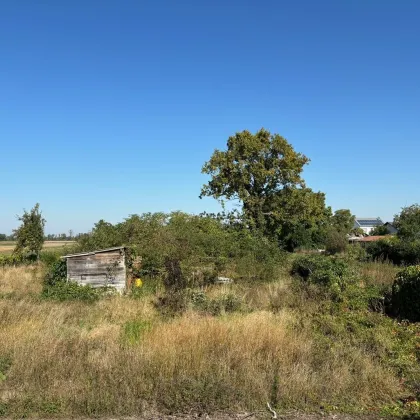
[0,254,29,267]
[291,254,357,299]
[291,254,331,279]
[39,251,62,267]
[345,244,368,262]
[325,230,348,255]
[41,259,102,302]
[366,238,420,266]
[44,260,67,287]
[391,266,420,322]
[42,282,100,303]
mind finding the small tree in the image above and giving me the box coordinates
[331,209,355,234]
[13,203,46,259]
[325,229,348,255]
[370,225,389,236]
[394,204,420,241]
[351,227,365,236]
[0,234,6,241]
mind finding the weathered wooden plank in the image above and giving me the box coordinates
[66,249,126,291]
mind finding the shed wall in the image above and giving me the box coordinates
[66,250,126,291]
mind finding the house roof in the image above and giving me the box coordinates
[62,246,125,259]
[354,217,384,228]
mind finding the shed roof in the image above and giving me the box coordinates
[62,246,126,259]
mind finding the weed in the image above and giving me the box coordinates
[42,282,100,303]
[122,320,152,344]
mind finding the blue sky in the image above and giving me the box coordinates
[1,0,419,234]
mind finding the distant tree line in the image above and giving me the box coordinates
[0,233,14,241]
[45,231,78,241]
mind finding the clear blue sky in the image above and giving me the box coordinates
[1,0,419,234]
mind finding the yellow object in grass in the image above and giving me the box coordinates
[135,278,143,288]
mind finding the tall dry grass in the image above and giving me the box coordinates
[359,260,398,288]
[0,265,403,417]
[0,265,43,297]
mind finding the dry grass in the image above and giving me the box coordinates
[359,261,398,288]
[0,265,43,297]
[0,265,404,417]
[0,241,75,254]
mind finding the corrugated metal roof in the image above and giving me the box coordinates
[62,246,126,259]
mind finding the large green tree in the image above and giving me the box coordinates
[331,209,355,234]
[200,128,331,250]
[13,203,46,258]
[394,204,420,241]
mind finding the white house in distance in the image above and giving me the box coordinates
[353,217,384,235]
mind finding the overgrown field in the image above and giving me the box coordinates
[1,256,420,418]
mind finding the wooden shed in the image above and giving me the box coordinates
[62,247,127,291]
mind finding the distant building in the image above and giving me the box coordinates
[353,217,384,235]
[384,222,398,235]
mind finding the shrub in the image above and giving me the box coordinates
[291,254,357,300]
[42,282,100,303]
[39,250,62,267]
[155,290,189,316]
[325,230,348,255]
[189,290,243,316]
[291,254,329,279]
[0,254,29,267]
[345,244,368,262]
[42,258,103,303]
[44,260,67,287]
[391,266,420,322]
[366,238,420,266]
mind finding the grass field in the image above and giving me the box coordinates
[0,241,75,254]
[0,259,419,418]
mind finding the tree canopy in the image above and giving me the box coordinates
[331,209,355,234]
[370,225,389,236]
[394,204,420,241]
[13,203,46,258]
[200,128,331,250]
